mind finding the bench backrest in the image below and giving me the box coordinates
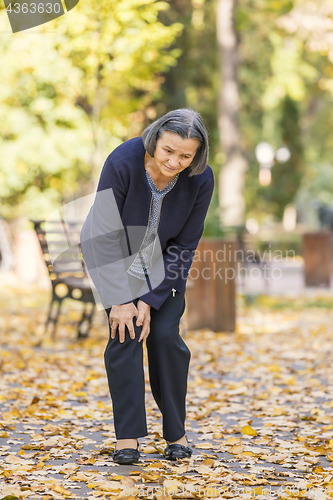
[32,220,86,280]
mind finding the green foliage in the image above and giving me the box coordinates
[295,161,333,227]
[54,0,184,135]
[243,293,333,310]
[262,33,318,108]
[253,232,302,257]
[152,0,221,235]
[2,0,333,230]
[154,0,219,167]
[154,0,319,227]
[0,28,92,219]
[0,1,183,219]
[202,188,226,238]
[265,96,304,219]
[238,0,329,223]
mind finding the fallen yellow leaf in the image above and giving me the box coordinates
[241,450,256,457]
[241,425,257,436]
[225,437,242,446]
[201,458,215,467]
[195,442,214,449]
[163,479,183,493]
[25,403,38,416]
[228,445,245,454]
[121,477,136,487]
[143,445,160,454]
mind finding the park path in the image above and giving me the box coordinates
[1,282,333,499]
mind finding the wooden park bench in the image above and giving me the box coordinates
[32,220,95,339]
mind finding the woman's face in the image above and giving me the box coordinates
[152,131,200,179]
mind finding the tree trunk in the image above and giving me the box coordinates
[0,218,15,273]
[217,0,247,227]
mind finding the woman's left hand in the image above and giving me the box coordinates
[136,300,151,342]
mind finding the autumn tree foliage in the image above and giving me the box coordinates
[158,0,333,228]
[0,0,182,219]
[1,0,333,227]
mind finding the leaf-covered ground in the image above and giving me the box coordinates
[1,284,333,499]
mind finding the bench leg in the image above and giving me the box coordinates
[45,296,63,341]
[77,302,95,339]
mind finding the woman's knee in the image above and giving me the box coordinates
[104,337,132,364]
[147,330,190,359]
[147,327,180,348]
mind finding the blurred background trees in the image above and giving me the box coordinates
[1,0,333,232]
[156,0,333,234]
[0,0,182,219]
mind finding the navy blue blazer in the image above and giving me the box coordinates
[94,136,214,310]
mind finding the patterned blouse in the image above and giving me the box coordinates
[126,170,179,280]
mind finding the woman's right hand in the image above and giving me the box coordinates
[109,303,138,343]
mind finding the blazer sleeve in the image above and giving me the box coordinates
[138,169,214,310]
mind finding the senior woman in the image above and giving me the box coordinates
[81,108,214,464]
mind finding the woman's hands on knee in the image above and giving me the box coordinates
[136,300,151,343]
[109,303,138,343]
[109,300,151,343]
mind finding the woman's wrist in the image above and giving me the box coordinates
[138,299,151,308]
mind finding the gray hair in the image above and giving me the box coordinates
[142,108,209,176]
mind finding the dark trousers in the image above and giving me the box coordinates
[104,288,190,442]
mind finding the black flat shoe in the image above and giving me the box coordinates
[112,446,140,465]
[164,443,192,460]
